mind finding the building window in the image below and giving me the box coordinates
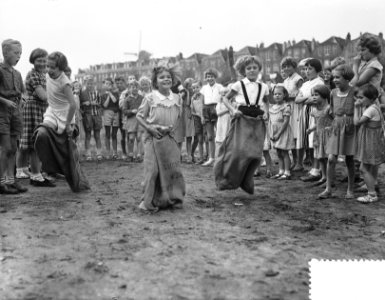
[288,49,292,56]
[273,63,279,72]
[293,48,300,59]
[324,45,331,56]
[266,52,270,61]
[302,48,306,56]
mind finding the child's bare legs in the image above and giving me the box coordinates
[94,129,102,158]
[127,132,136,160]
[277,149,284,175]
[206,122,215,159]
[325,154,336,193]
[104,125,111,156]
[119,127,127,158]
[291,146,297,168]
[319,158,327,181]
[345,155,355,196]
[136,132,143,160]
[0,135,26,193]
[282,150,291,175]
[16,148,30,177]
[0,134,11,184]
[294,148,304,170]
[360,163,375,194]
[203,122,215,166]
[263,150,272,176]
[111,126,118,157]
[185,137,192,162]
[84,130,92,158]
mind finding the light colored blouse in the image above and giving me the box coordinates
[283,72,303,98]
[231,78,269,106]
[136,90,182,129]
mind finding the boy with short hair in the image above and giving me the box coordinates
[101,77,119,159]
[0,39,28,194]
[200,68,224,166]
[79,76,103,160]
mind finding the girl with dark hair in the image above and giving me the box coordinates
[136,66,185,211]
[33,52,89,192]
[294,58,324,177]
[352,34,383,90]
[319,64,355,199]
[17,48,55,187]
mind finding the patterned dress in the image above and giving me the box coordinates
[356,104,385,165]
[269,103,295,150]
[311,105,333,159]
[326,88,355,156]
[283,72,303,140]
[20,68,48,150]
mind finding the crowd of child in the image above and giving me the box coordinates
[1,34,385,209]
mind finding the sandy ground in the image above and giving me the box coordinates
[1,158,385,300]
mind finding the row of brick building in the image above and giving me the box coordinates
[75,32,385,87]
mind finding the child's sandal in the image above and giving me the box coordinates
[277,174,291,180]
[265,170,272,178]
[271,173,283,179]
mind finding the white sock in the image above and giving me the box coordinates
[31,173,44,182]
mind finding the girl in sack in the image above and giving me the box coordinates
[136,66,185,211]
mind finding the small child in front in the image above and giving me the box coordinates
[269,85,294,180]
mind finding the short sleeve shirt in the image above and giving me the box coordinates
[0,63,24,102]
[200,83,223,105]
[363,104,381,121]
[231,78,269,106]
[358,57,383,91]
[283,72,303,98]
[299,77,324,99]
[46,72,72,111]
[25,68,46,102]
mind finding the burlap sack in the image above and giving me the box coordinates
[214,116,265,194]
[141,135,186,210]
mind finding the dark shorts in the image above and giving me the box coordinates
[193,115,203,135]
[0,103,23,136]
[202,104,217,123]
[82,114,103,132]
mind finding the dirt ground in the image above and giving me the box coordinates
[1,157,385,300]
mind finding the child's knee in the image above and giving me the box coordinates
[328,155,337,164]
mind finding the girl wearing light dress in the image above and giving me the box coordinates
[269,85,294,180]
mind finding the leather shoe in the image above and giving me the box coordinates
[0,183,18,194]
[8,182,28,193]
[30,178,56,187]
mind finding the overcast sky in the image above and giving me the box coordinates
[1,0,384,78]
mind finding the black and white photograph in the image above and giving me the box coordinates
[1,0,385,299]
